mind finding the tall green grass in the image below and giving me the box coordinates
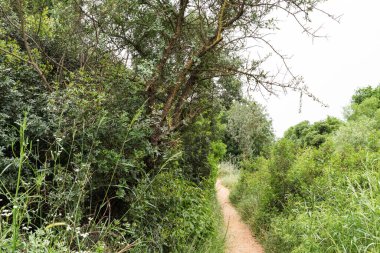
[0,114,128,252]
[218,161,240,189]
[230,141,380,253]
[0,113,226,252]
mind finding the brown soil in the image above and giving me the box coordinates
[216,179,265,253]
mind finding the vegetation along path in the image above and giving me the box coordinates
[216,179,264,253]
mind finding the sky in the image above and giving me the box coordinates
[250,0,380,137]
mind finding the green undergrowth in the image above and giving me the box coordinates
[0,112,226,252]
[0,37,228,251]
[231,140,380,253]
[179,191,226,253]
[127,173,225,252]
[229,88,380,252]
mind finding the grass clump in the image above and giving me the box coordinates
[218,161,240,189]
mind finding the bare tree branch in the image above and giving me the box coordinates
[14,0,51,91]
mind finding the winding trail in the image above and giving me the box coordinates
[216,179,264,253]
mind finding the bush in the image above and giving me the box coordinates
[269,168,380,253]
[333,117,380,152]
[128,172,219,252]
[229,85,380,252]
[230,160,273,235]
[284,117,342,148]
[267,139,297,211]
[0,5,231,252]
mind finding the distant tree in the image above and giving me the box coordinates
[347,85,380,122]
[284,116,342,148]
[351,85,380,105]
[226,101,273,158]
[283,120,311,146]
[333,117,379,152]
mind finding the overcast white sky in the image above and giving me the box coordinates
[250,0,380,137]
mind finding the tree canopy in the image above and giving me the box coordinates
[0,0,332,144]
[284,116,342,148]
[226,100,273,158]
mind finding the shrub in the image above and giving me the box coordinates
[128,172,218,252]
[269,169,380,253]
[333,117,380,151]
[230,95,380,252]
[230,162,274,235]
[267,139,297,210]
[284,117,342,148]
[231,131,380,252]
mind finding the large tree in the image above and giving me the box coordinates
[0,0,334,161]
[90,0,332,142]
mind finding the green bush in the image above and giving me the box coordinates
[284,117,342,148]
[269,168,380,253]
[267,139,297,211]
[128,172,219,252]
[230,167,274,236]
[349,85,380,121]
[333,117,380,152]
[0,3,232,252]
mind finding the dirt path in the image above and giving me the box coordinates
[216,179,264,253]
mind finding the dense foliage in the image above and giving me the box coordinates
[225,101,273,159]
[0,0,331,251]
[230,85,380,252]
[284,116,342,148]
